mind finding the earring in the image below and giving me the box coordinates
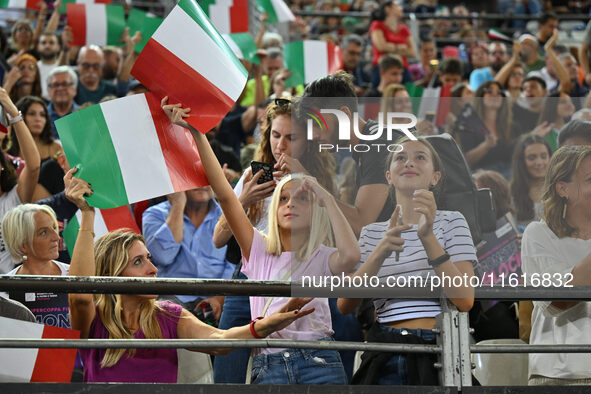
[562,197,568,220]
[22,254,27,262]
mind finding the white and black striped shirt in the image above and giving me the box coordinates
[357,210,477,324]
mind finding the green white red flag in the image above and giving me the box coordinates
[126,8,164,53]
[66,3,125,46]
[405,83,452,127]
[0,317,79,382]
[0,0,40,10]
[131,0,248,133]
[59,0,111,13]
[284,40,342,87]
[200,0,249,33]
[55,92,208,209]
[256,0,295,24]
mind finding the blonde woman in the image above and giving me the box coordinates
[162,97,360,384]
[522,145,591,385]
[64,169,314,383]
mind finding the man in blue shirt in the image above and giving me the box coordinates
[143,187,233,322]
[47,66,79,139]
[469,43,509,91]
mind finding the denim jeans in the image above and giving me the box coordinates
[328,298,362,382]
[376,326,437,385]
[213,266,252,383]
[251,338,348,384]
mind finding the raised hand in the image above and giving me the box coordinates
[376,205,411,260]
[262,297,315,334]
[273,153,307,179]
[293,175,331,207]
[413,189,437,240]
[0,87,18,117]
[161,96,191,129]
[64,167,93,212]
[238,168,275,208]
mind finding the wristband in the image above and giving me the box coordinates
[7,111,23,125]
[249,316,264,339]
[428,252,450,268]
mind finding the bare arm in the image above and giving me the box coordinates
[241,64,264,132]
[162,98,255,260]
[0,88,41,203]
[33,2,48,43]
[495,42,521,86]
[64,168,97,338]
[371,30,397,53]
[45,0,61,32]
[545,29,572,93]
[165,192,186,243]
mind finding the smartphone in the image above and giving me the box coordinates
[250,161,274,185]
[425,112,435,123]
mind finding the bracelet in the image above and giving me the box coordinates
[79,229,96,238]
[249,316,264,339]
[428,252,450,268]
[7,111,23,125]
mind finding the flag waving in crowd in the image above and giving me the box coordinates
[200,0,249,34]
[66,3,125,46]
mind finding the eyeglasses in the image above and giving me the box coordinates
[15,26,31,33]
[48,82,74,89]
[489,51,507,56]
[274,98,291,108]
[18,64,36,72]
[80,63,103,70]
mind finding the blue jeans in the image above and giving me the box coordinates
[328,298,362,382]
[213,265,252,383]
[376,326,436,385]
[251,339,348,384]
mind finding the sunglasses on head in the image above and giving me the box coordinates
[274,98,291,107]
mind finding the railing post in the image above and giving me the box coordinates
[436,310,456,386]
[457,311,473,387]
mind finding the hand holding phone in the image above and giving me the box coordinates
[250,161,274,185]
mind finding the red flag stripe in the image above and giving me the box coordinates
[144,92,209,192]
[30,325,79,382]
[66,4,87,47]
[132,38,235,133]
[229,0,249,32]
[327,44,343,74]
[435,84,452,127]
[100,206,141,233]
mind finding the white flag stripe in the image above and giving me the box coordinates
[8,0,27,7]
[303,41,328,84]
[85,4,107,46]
[222,34,244,59]
[209,1,231,34]
[270,0,295,21]
[76,209,109,238]
[100,95,174,203]
[0,317,42,382]
[152,6,247,101]
[417,87,441,120]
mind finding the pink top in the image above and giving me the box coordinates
[370,20,411,68]
[80,300,182,383]
[242,230,335,354]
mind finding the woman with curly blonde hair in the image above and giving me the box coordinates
[522,145,591,385]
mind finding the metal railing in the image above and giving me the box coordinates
[2,276,591,389]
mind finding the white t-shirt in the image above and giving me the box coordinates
[37,60,58,100]
[0,187,22,274]
[357,210,477,323]
[0,261,70,299]
[522,221,591,379]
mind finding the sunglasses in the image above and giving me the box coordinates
[18,64,36,72]
[274,98,291,107]
[48,82,74,89]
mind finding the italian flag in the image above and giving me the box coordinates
[406,83,452,127]
[0,317,79,382]
[0,0,40,9]
[63,206,140,256]
[223,33,260,64]
[488,28,512,43]
[131,0,248,133]
[284,40,342,87]
[55,92,208,209]
[66,3,126,47]
[256,0,295,24]
[59,0,111,13]
[126,8,164,53]
[200,0,249,34]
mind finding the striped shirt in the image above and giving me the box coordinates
[358,210,477,324]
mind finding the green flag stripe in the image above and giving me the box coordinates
[284,41,305,87]
[56,105,129,208]
[199,0,215,15]
[177,0,246,79]
[106,5,126,46]
[405,82,423,115]
[62,215,80,258]
[59,0,75,13]
[228,33,259,64]
[127,8,163,53]
[256,0,279,23]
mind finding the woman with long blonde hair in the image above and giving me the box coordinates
[65,169,314,383]
[522,145,591,385]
